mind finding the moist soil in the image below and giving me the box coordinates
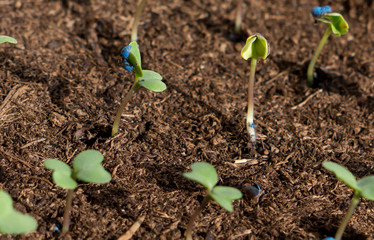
[0,0,373,239]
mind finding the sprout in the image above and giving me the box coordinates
[0,36,17,45]
[307,9,349,87]
[183,162,242,240]
[0,190,37,234]
[240,33,269,143]
[323,161,374,240]
[131,0,147,42]
[44,150,111,232]
[111,41,167,136]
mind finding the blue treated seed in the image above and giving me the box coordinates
[322,238,335,240]
[311,6,332,18]
[245,184,262,199]
[121,45,132,58]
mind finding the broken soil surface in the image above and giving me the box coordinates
[0,0,373,239]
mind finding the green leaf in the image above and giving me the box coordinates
[73,150,111,184]
[241,33,269,60]
[0,36,17,45]
[210,186,242,212]
[130,41,141,68]
[0,190,37,234]
[44,159,77,189]
[357,176,374,201]
[138,70,166,92]
[322,161,359,190]
[183,162,218,191]
[318,13,349,37]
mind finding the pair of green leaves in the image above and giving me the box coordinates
[241,34,270,61]
[0,190,37,234]
[0,36,17,45]
[317,13,349,37]
[44,150,111,189]
[323,161,374,200]
[183,162,242,212]
[128,41,166,92]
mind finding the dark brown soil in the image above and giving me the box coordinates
[0,0,373,239]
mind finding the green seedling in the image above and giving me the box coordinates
[241,34,269,143]
[0,36,17,45]
[111,41,167,136]
[0,190,37,235]
[131,0,147,42]
[183,162,242,240]
[307,12,349,87]
[323,161,374,240]
[44,150,111,232]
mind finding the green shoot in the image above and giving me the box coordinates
[183,162,242,240]
[0,190,37,235]
[307,13,349,87]
[323,161,374,240]
[131,0,147,42]
[0,36,17,45]
[240,34,269,143]
[111,41,167,136]
[44,150,111,232]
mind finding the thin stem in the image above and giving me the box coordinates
[185,195,211,240]
[307,27,332,87]
[111,81,141,136]
[62,189,75,232]
[247,58,257,143]
[234,0,243,34]
[334,192,361,240]
[131,0,147,42]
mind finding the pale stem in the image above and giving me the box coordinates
[185,195,211,240]
[307,27,332,87]
[62,189,75,232]
[234,0,243,34]
[111,81,141,136]
[334,192,361,240]
[131,0,147,42]
[247,58,257,143]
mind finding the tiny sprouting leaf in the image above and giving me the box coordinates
[241,34,269,60]
[0,190,37,234]
[130,41,141,68]
[322,161,359,191]
[0,36,17,45]
[317,13,349,37]
[44,159,78,189]
[210,186,242,212]
[138,70,166,92]
[357,176,374,201]
[183,162,218,191]
[73,150,111,184]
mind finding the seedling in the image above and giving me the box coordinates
[0,36,17,45]
[111,41,167,136]
[0,190,37,234]
[183,162,242,240]
[234,0,244,35]
[323,161,374,240]
[44,150,111,232]
[131,0,147,42]
[240,34,269,143]
[307,8,349,87]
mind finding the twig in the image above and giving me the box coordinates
[291,89,323,110]
[118,213,146,240]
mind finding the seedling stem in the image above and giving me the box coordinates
[334,191,360,240]
[131,0,147,42]
[234,0,243,34]
[62,189,75,232]
[307,27,331,87]
[185,195,211,240]
[247,58,257,142]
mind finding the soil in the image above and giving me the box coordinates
[0,0,373,239]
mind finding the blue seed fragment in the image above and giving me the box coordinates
[244,184,262,199]
[311,6,332,18]
[121,45,132,58]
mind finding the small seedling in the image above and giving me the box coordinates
[131,0,147,42]
[183,162,242,240]
[240,34,269,143]
[44,150,111,232]
[0,36,17,45]
[323,161,374,240]
[234,0,244,35]
[0,190,37,234]
[111,41,167,136]
[307,8,349,87]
